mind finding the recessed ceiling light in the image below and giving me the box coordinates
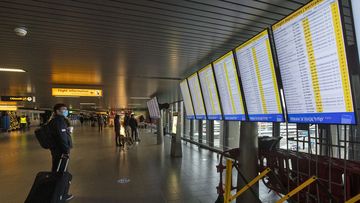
[14,27,27,37]
[54,96,80,98]
[80,103,96,105]
[128,103,141,106]
[0,68,26,72]
[130,97,151,100]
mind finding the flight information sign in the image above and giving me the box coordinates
[235,29,284,122]
[198,64,222,120]
[180,80,195,119]
[213,51,246,120]
[187,73,207,119]
[272,0,355,124]
[147,97,161,119]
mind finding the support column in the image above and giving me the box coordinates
[222,121,229,150]
[157,110,164,145]
[198,120,203,143]
[220,121,227,150]
[319,124,331,156]
[190,120,194,141]
[236,122,258,203]
[207,120,214,147]
[171,102,183,157]
[350,75,360,160]
[183,102,188,138]
[273,122,281,148]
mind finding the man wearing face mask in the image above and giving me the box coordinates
[48,103,73,201]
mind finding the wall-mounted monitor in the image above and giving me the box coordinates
[198,64,222,120]
[352,0,360,63]
[235,29,284,122]
[213,51,246,121]
[147,97,161,119]
[187,73,207,119]
[272,0,356,124]
[180,80,195,119]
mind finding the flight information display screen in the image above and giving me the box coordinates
[272,0,355,124]
[235,29,284,122]
[213,51,246,120]
[147,97,160,119]
[180,80,195,119]
[187,73,207,119]
[198,64,222,120]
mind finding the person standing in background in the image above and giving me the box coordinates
[114,115,121,146]
[79,116,84,126]
[124,112,131,139]
[20,115,27,131]
[98,115,104,133]
[129,114,138,141]
[26,115,31,130]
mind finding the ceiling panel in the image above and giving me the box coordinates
[0,0,310,109]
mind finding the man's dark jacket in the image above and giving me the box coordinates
[49,115,72,156]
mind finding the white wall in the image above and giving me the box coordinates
[352,0,360,62]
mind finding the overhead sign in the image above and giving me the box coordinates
[235,29,284,122]
[198,64,222,120]
[147,97,161,119]
[352,0,360,63]
[1,96,34,102]
[0,106,18,111]
[52,88,103,97]
[272,0,356,124]
[213,51,246,121]
[187,72,207,120]
[180,79,195,119]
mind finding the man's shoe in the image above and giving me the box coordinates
[65,194,74,201]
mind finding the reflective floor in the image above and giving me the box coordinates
[0,125,280,203]
[0,126,221,203]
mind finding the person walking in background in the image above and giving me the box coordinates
[114,114,121,146]
[98,115,104,133]
[129,114,138,141]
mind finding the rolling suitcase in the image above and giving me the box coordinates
[25,157,72,203]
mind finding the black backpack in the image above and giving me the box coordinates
[34,123,53,149]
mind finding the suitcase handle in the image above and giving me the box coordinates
[57,156,69,172]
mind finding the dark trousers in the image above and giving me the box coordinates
[98,124,103,132]
[20,123,26,131]
[130,128,136,140]
[115,132,121,146]
[51,155,71,196]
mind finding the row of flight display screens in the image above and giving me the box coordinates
[180,0,357,125]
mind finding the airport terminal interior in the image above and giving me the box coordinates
[1,0,360,202]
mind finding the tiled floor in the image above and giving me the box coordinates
[0,125,281,203]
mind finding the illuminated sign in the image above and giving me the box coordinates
[0,106,18,111]
[235,29,284,122]
[180,80,195,119]
[52,88,103,97]
[1,96,34,102]
[273,0,356,124]
[213,51,246,121]
[0,101,17,105]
